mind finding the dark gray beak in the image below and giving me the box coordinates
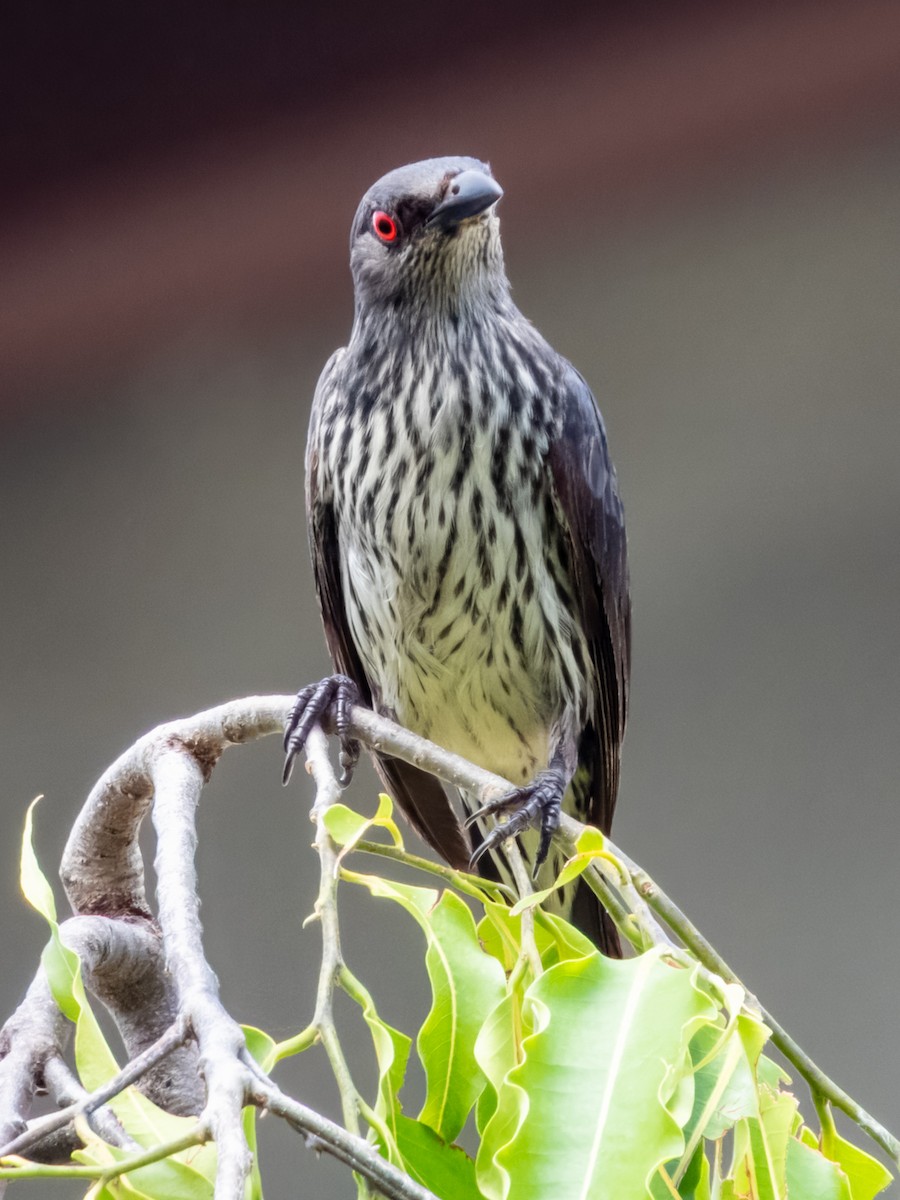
[427,169,503,230]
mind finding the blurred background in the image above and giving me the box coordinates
[2,0,899,1193]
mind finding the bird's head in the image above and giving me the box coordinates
[349,157,506,318]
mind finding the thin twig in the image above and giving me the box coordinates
[0,1016,190,1161]
[502,841,543,978]
[304,725,368,1169]
[0,1122,210,1182]
[254,1080,439,1200]
[40,1054,136,1152]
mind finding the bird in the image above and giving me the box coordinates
[283,157,630,954]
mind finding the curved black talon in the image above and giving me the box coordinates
[282,675,361,786]
[466,765,566,879]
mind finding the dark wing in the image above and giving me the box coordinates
[547,365,631,838]
[305,355,472,869]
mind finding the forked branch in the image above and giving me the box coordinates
[0,692,896,1200]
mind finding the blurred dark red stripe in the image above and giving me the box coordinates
[2,0,899,407]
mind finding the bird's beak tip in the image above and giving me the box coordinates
[427,170,503,230]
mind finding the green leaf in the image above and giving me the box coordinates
[343,873,506,1143]
[821,1130,893,1200]
[20,797,57,922]
[477,902,527,975]
[786,1137,852,1200]
[678,1142,711,1200]
[509,827,616,917]
[324,793,403,857]
[732,1101,796,1200]
[393,1115,482,1200]
[344,973,413,1165]
[418,892,507,1140]
[242,1024,278,1074]
[692,1022,755,1140]
[533,910,598,965]
[73,1123,215,1199]
[474,991,531,1137]
[759,1088,800,1192]
[666,1017,754,1190]
[477,948,719,1200]
[726,1013,797,1200]
[757,1054,791,1089]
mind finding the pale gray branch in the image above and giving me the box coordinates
[0,970,68,1155]
[305,727,367,1147]
[40,1054,136,1156]
[1,1017,189,1163]
[150,746,254,1198]
[4,691,897,1197]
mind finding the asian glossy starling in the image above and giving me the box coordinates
[284,157,630,954]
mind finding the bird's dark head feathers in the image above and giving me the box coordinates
[349,157,507,314]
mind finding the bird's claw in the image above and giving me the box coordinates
[466,767,565,879]
[282,675,361,786]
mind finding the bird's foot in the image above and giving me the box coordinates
[466,762,566,878]
[282,675,361,786]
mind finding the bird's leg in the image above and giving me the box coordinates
[466,745,570,878]
[282,675,361,786]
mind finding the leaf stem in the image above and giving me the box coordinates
[0,1121,209,1181]
[353,839,513,903]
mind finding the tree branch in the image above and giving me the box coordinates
[0,1016,189,1162]
[3,690,897,1199]
[2,698,443,1200]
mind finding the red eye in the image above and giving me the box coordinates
[372,210,398,243]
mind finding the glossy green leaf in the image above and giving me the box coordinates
[343,872,506,1143]
[417,892,506,1140]
[474,990,531,1137]
[690,1022,754,1140]
[726,1010,797,1200]
[477,902,527,975]
[73,1123,215,1199]
[533,910,598,965]
[349,975,413,1164]
[678,1142,711,1200]
[477,948,719,1200]
[757,1054,791,1090]
[732,1098,796,1200]
[324,793,403,857]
